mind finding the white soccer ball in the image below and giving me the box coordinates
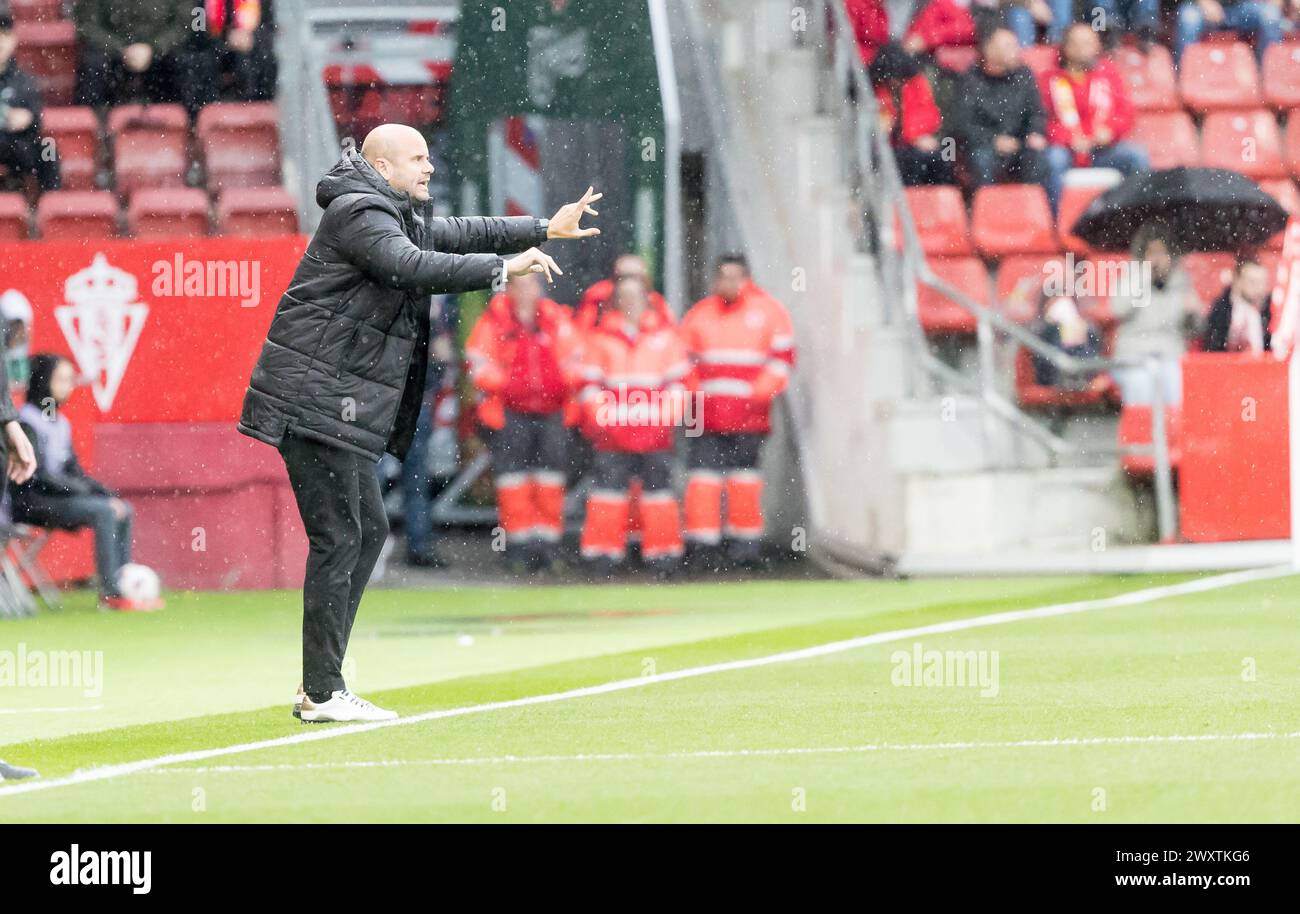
[116,563,161,602]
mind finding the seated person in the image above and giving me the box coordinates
[1175,0,1284,64]
[955,28,1050,194]
[0,14,61,193]
[1032,294,1109,391]
[1039,24,1149,214]
[870,41,953,186]
[74,0,218,116]
[12,354,155,611]
[204,0,277,102]
[1202,254,1273,353]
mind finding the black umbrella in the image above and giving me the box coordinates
[1070,167,1287,252]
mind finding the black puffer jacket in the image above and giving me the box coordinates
[238,149,547,461]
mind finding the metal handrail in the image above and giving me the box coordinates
[808,0,1177,541]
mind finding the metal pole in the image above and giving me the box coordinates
[1149,354,1177,543]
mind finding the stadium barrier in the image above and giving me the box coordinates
[0,236,309,589]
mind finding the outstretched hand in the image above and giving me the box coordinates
[505,247,564,284]
[547,187,602,239]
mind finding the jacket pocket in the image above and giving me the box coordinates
[335,321,364,379]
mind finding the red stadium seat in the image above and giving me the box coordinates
[13,20,76,106]
[9,0,64,22]
[916,256,989,336]
[1181,252,1235,310]
[1200,109,1286,179]
[109,104,190,197]
[196,102,281,192]
[1180,42,1260,112]
[971,184,1057,257]
[127,188,210,239]
[40,106,100,191]
[36,190,118,240]
[1111,45,1179,112]
[1014,346,1113,411]
[996,254,1067,323]
[1118,405,1182,477]
[1258,178,1300,249]
[216,187,298,237]
[1263,43,1300,109]
[903,185,972,256]
[1284,110,1300,177]
[1022,44,1058,78]
[1129,110,1199,170]
[0,194,30,241]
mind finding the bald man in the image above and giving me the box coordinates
[239,123,600,722]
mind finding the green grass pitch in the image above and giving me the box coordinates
[1,571,1297,823]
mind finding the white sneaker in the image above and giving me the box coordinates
[298,689,398,723]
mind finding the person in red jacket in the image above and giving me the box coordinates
[680,255,795,569]
[902,0,978,55]
[578,275,691,577]
[870,41,952,186]
[844,0,890,65]
[1040,23,1149,214]
[575,252,674,329]
[466,273,582,573]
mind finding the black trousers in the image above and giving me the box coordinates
[278,431,388,697]
[13,493,132,596]
[76,43,220,116]
[0,130,61,191]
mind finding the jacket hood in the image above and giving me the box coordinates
[316,147,416,212]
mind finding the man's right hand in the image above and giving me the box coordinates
[994,135,1020,155]
[505,247,563,284]
[123,43,153,73]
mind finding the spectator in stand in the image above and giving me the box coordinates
[74,0,219,116]
[903,1,1074,55]
[870,41,953,186]
[680,255,795,569]
[1082,0,1161,48]
[955,28,1050,195]
[1174,0,1284,64]
[0,14,61,193]
[1110,228,1204,405]
[1006,0,1076,47]
[203,0,277,101]
[575,253,673,329]
[1202,253,1273,353]
[1031,294,1109,390]
[845,0,891,65]
[578,275,690,578]
[13,355,158,611]
[396,294,456,569]
[1040,23,1149,214]
[466,273,582,574]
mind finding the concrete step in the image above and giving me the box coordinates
[901,465,1151,558]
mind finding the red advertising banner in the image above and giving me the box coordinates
[0,237,308,587]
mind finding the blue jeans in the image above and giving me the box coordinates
[400,396,438,558]
[1175,0,1284,62]
[1044,141,1150,212]
[1006,0,1075,45]
[1080,0,1161,33]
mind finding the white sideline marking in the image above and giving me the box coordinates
[0,564,1293,799]
[148,730,1300,773]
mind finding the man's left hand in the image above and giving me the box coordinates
[547,186,602,239]
[4,108,34,133]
